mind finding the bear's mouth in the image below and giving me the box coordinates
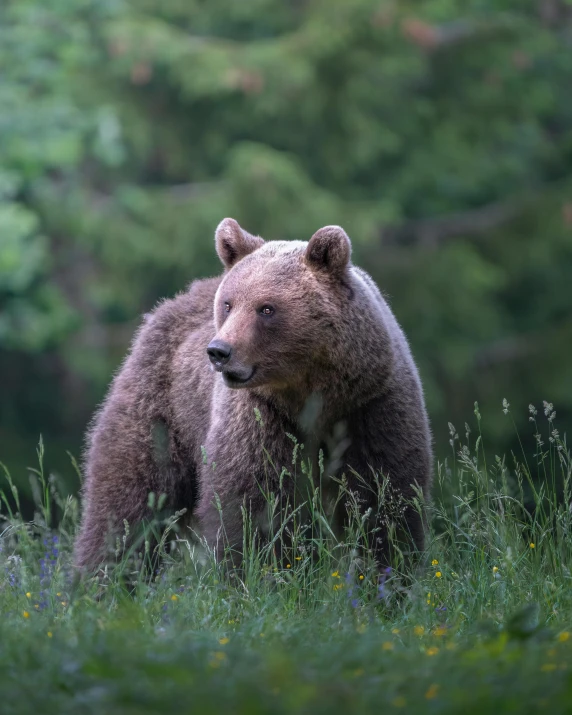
[221,366,256,388]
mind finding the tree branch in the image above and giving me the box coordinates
[474,335,539,369]
[380,200,519,248]
[400,17,517,51]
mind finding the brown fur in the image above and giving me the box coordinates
[74,219,433,570]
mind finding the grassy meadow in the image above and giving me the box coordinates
[1,400,571,714]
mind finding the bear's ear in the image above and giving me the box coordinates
[305,225,351,277]
[215,218,264,270]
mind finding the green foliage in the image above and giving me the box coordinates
[1,0,572,473]
[1,406,572,713]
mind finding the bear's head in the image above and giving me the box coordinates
[207,218,353,395]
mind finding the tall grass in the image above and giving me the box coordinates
[1,401,571,714]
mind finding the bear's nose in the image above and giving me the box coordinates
[207,339,232,365]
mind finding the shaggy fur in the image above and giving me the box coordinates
[74,219,432,570]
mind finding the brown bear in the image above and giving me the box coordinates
[74,219,432,571]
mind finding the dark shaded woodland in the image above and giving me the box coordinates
[1,0,571,498]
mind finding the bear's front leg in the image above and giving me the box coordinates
[342,396,432,568]
[196,392,298,565]
[75,409,181,572]
[342,452,428,568]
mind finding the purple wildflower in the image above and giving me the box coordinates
[377,566,392,600]
[345,572,359,608]
[5,555,22,589]
[7,568,20,589]
[343,572,361,609]
[38,534,59,609]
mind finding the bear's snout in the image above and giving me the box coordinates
[207,339,232,368]
[207,338,255,387]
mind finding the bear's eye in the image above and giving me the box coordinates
[224,302,231,313]
[260,305,274,317]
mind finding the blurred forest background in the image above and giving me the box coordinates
[1,0,572,500]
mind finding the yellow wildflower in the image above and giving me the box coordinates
[435,571,442,578]
[171,594,179,602]
[23,611,30,618]
[359,574,364,580]
[433,627,447,637]
[492,566,499,573]
[426,647,439,656]
[559,632,570,643]
[414,625,425,636]
[286,564,291,569]
[333,583,344,591]
[530,542,535,549]
[47,632,52,638]
[392,628,400,635]
[382,641,394,651]
[431,559,439,566]
[219,637,230,645]
[425,684,439,700]
[25,592,31,599]
[331,571,340,578]
[295,556,302,561]
[209,652,227,669]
